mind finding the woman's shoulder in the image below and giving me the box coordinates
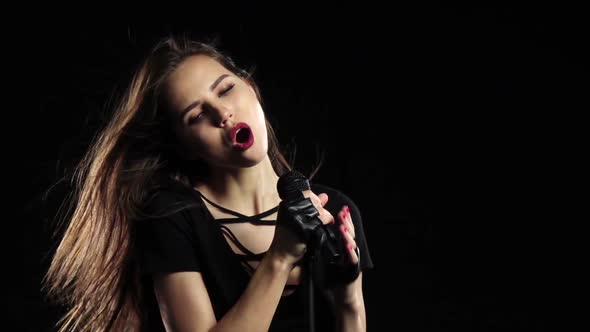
[141,178,203,218]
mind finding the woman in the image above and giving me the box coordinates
[44,35,374,331]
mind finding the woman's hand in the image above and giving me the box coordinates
[267,190,335,268]
[337,205,359,265]
[323,205,364,307]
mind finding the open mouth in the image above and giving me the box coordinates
[231,122,255,150]
[236,127,250,143]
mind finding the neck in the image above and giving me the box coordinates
[194,156,282,215]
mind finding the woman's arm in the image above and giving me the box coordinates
[324,272,367,332]
[153,251,292,332]
[324,199,371,332]
[326,273,366,332]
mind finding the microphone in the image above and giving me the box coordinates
[276,170,360,287]
[277,170,312,201]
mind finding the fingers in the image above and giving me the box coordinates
[317,193,329,207]
[339,221,359,264]
[302,190,327,207]
[302,190,334,225]
[348,243,359,264]
[338,205,358,264]
[338,205,355,238]
[318,209,335,225]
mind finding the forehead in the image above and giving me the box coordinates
[165,55,231,114]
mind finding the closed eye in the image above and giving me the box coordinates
[219,83,234,97]
[187,83,235,125]
[188,112,204,125]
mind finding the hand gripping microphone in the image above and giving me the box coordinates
[276,170,360,288]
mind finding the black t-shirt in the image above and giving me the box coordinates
[135,178,374,331]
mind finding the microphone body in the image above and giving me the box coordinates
[276,171,360,287]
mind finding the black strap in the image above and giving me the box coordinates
[198,191,282,275]
[197,191,279,224]
[219,225,258,257]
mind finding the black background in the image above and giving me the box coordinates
[27,2,587,331]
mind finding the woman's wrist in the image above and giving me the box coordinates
[330,279,363,307]
[332,283,366,332]
[265,250,296,275]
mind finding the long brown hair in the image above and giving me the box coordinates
[43,35,292,331]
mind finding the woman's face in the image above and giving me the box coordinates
[164,55,268,169]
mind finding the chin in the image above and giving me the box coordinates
[211,147,267,170]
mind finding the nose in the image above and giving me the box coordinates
[219,110,234,127]
[220,111,234,127]
[205,103,234,127]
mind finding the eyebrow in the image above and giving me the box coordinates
[179,74,230,120]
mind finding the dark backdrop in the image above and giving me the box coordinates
[27,2,587,331]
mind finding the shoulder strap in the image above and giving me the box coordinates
[197,191,279,225]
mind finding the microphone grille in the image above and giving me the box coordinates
[277,170,311,200]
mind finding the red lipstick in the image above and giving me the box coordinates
[230,122,254,150]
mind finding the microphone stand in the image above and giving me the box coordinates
[304,248,316,332]
[305,232,326,332]
[304,227,328,332]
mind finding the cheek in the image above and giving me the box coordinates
[238,91,267,139]
[252,109,267,139]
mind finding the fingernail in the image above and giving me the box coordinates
[344,205,350,214]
